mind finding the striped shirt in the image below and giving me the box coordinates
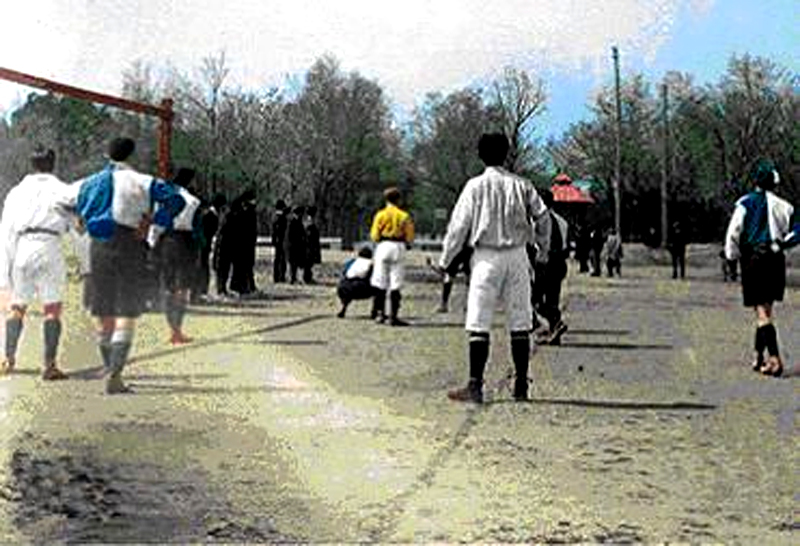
[439,167,551,269]
[725,189,795,260]
[370,203,415,243]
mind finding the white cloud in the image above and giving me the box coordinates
[0,0,706,113]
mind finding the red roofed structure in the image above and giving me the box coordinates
[551,173,594,203]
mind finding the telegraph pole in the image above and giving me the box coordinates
[612,47,623,237]
[660,82,670,248]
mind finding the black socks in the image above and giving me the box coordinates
[468,332,490,383]
[43,318,61,364]
[5,316,23,361]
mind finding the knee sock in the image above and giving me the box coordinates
[759,323,780,358]
[96,330,112,369]
[390,290,402,319]
[441,281,453,307]
[372,290,386,318]
[109,329,134,374]
[43,319,62,365]
[510,330,530,383]
[5,317,23,361]
[468,332,490,385]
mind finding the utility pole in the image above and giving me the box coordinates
[612,47,623,237]
[660,82,670,248]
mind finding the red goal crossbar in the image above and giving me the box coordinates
[0,67,173,178]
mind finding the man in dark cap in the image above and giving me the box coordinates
[725,158,797,378]
[0,147,72,380]
[228,189,258,296]
[149,167,203,344]
[272,199,288,283]
[56,137,185,393]
[303,205,321,284]
[437,132,551,403]
[195,193,226,300]
[285,205,307,285]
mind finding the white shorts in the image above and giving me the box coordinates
[10,237,66,306]
[465,246,532,333]
[370,241,406,291]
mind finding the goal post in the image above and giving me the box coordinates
[0,66,173,178]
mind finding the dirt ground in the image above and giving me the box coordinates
[0,245,796,543]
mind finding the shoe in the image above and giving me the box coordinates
[0,359,15,375]
[170,332,193,345]
[336,309,346,319]
[447,380,483,403]
[374,314,386,325]
[436,304,449,313]
[545,321,569,346]
[752,356,766,372]
[105,375,134,394]
[761,356,784,378]
[513,379,529,401]
[390,317,409,327]
[41,366,69,381]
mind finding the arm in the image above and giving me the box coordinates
[149,179,186,232]
[724,204,745,261]
[404,213,415,247]
[0,190,18,289]
[781,206,800,250]
[439,186,474,270]
[530,191,551,264]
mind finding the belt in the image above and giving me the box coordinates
[18,227,61,237]
[379,237,406,243]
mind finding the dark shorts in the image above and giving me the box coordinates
[89,227,149,318]
[338,277,374,303]
[158,231,198,291]
[740,250,785,307]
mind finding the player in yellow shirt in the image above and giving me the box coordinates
[369,187,415,326]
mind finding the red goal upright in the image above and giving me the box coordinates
[0,67,174,178]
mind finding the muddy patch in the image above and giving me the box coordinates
[2,433,292,543]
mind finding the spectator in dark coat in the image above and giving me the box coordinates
[303,205,321,284]
[213,196,235,296]
[285,206,306,284]
[668,220,687,279]
[195,193,226,299]
[229,189,258,295]
[272,199,288,283]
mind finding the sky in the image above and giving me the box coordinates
[0,0,797,140]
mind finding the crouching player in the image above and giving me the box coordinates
[336,246,375,318]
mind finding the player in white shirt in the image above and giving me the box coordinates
[438,133,551,403]
[0,148,73,380]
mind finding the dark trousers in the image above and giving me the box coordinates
[538,259,567,328]
[273,248,287,283]
[216,255,232,295]
[197,247,212,296]
[670,247,686,279]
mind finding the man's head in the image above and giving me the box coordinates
[108,137,136,162]
[30,147,55,173]
[307,205,317,217]
[276,199,287,211]
[293,205,306,216]
[478,132,509,167]
[212,193,227,209]
[383,186,401,206]
[172,167,196,187]
[750,158,779,190]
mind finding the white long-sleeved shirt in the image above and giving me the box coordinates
[439,167,551,269]
[724,189,794,261]
[0,173,72,287]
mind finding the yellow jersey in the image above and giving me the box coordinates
[370,203,415,243]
